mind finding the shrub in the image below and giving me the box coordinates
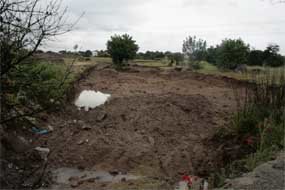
[107,34,139,68]
[233,68,285,161]
[216,39,250,70]
[212,69,285,187]
[8,62,74,109]
[248,50,264,66]
[264,54,284,67]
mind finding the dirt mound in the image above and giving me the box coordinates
[33,65,237,188]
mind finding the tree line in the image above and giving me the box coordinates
[58,34,284,70]
[182,36,284,69]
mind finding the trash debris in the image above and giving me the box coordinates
[202,179,208,190]
[35,147,50,153]
[182,175,193,187]
[47,125,54,132]
[35,147,50,160]
[32,127,49,135]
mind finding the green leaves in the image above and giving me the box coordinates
[216,38,250,70]
[107,34,139,67]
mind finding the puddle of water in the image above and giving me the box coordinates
[52,168,140,185]
[75,90,111,111]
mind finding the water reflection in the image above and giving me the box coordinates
[75,90,111,111]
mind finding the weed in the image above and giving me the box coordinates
[212,67,285,188]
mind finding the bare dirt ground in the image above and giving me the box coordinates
[34,64,239,189]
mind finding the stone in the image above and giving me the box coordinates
[97,112,107,121]
[82,125,91,130]
[87,178,96,183]
[2,134,31,153]
[47,125,54,131]
[121,177,127,182]
[148,136,155,146]
[70,181,79,188]
[77,165,85,170]
[109,169,119,176]
[272,160,285,170]
[34,147,50,160]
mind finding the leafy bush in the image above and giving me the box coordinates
[263,44,285,67]
[248,50,264,66]
[9,62,74,109]
[216,39,250,70]
[264,54,284,67]
[107,34,139,68]
[190,61,203,70]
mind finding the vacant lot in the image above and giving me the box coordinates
[34,64,239,189]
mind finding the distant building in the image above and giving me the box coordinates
[92,50,98,57]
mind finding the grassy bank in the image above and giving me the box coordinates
[211,68,285,187]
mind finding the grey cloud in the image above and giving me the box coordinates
[46,0,285,54]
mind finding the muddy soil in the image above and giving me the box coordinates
[34,64,238,189]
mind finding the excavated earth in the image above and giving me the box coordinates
[34,64,239,189]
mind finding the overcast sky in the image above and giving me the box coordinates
[45,0,285,54]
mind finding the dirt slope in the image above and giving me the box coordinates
[34,64,238,188]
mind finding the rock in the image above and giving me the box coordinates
[175,67,183,72]
[2,134,31,153]
[77,140,84,145]
[69,176,80,181]
[77,165,85,170]
[47,125,54,131]
[34,147,50,160]
[80,174,87,179]
[216,152,285,190]
[109,169,119,176]
[121,177,127,182]
[70,181,79,188]
[234,64,247,73]
[82,125,91,130]
[272,160,285,170]
[97,112,107,122]
[148,136,155,146]
[87,178,96,183]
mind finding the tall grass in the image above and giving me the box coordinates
[233,68,285,169]
[211,68,284,187]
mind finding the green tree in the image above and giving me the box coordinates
[182,36,207,62]
[107,34,139,67]
[216,38,250,69]
[0,0,77,125]
[172,52,184,65]
[248,50,265,66]
[263,44,284,67]
[84,50,93,57]
[206,46,218,65]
